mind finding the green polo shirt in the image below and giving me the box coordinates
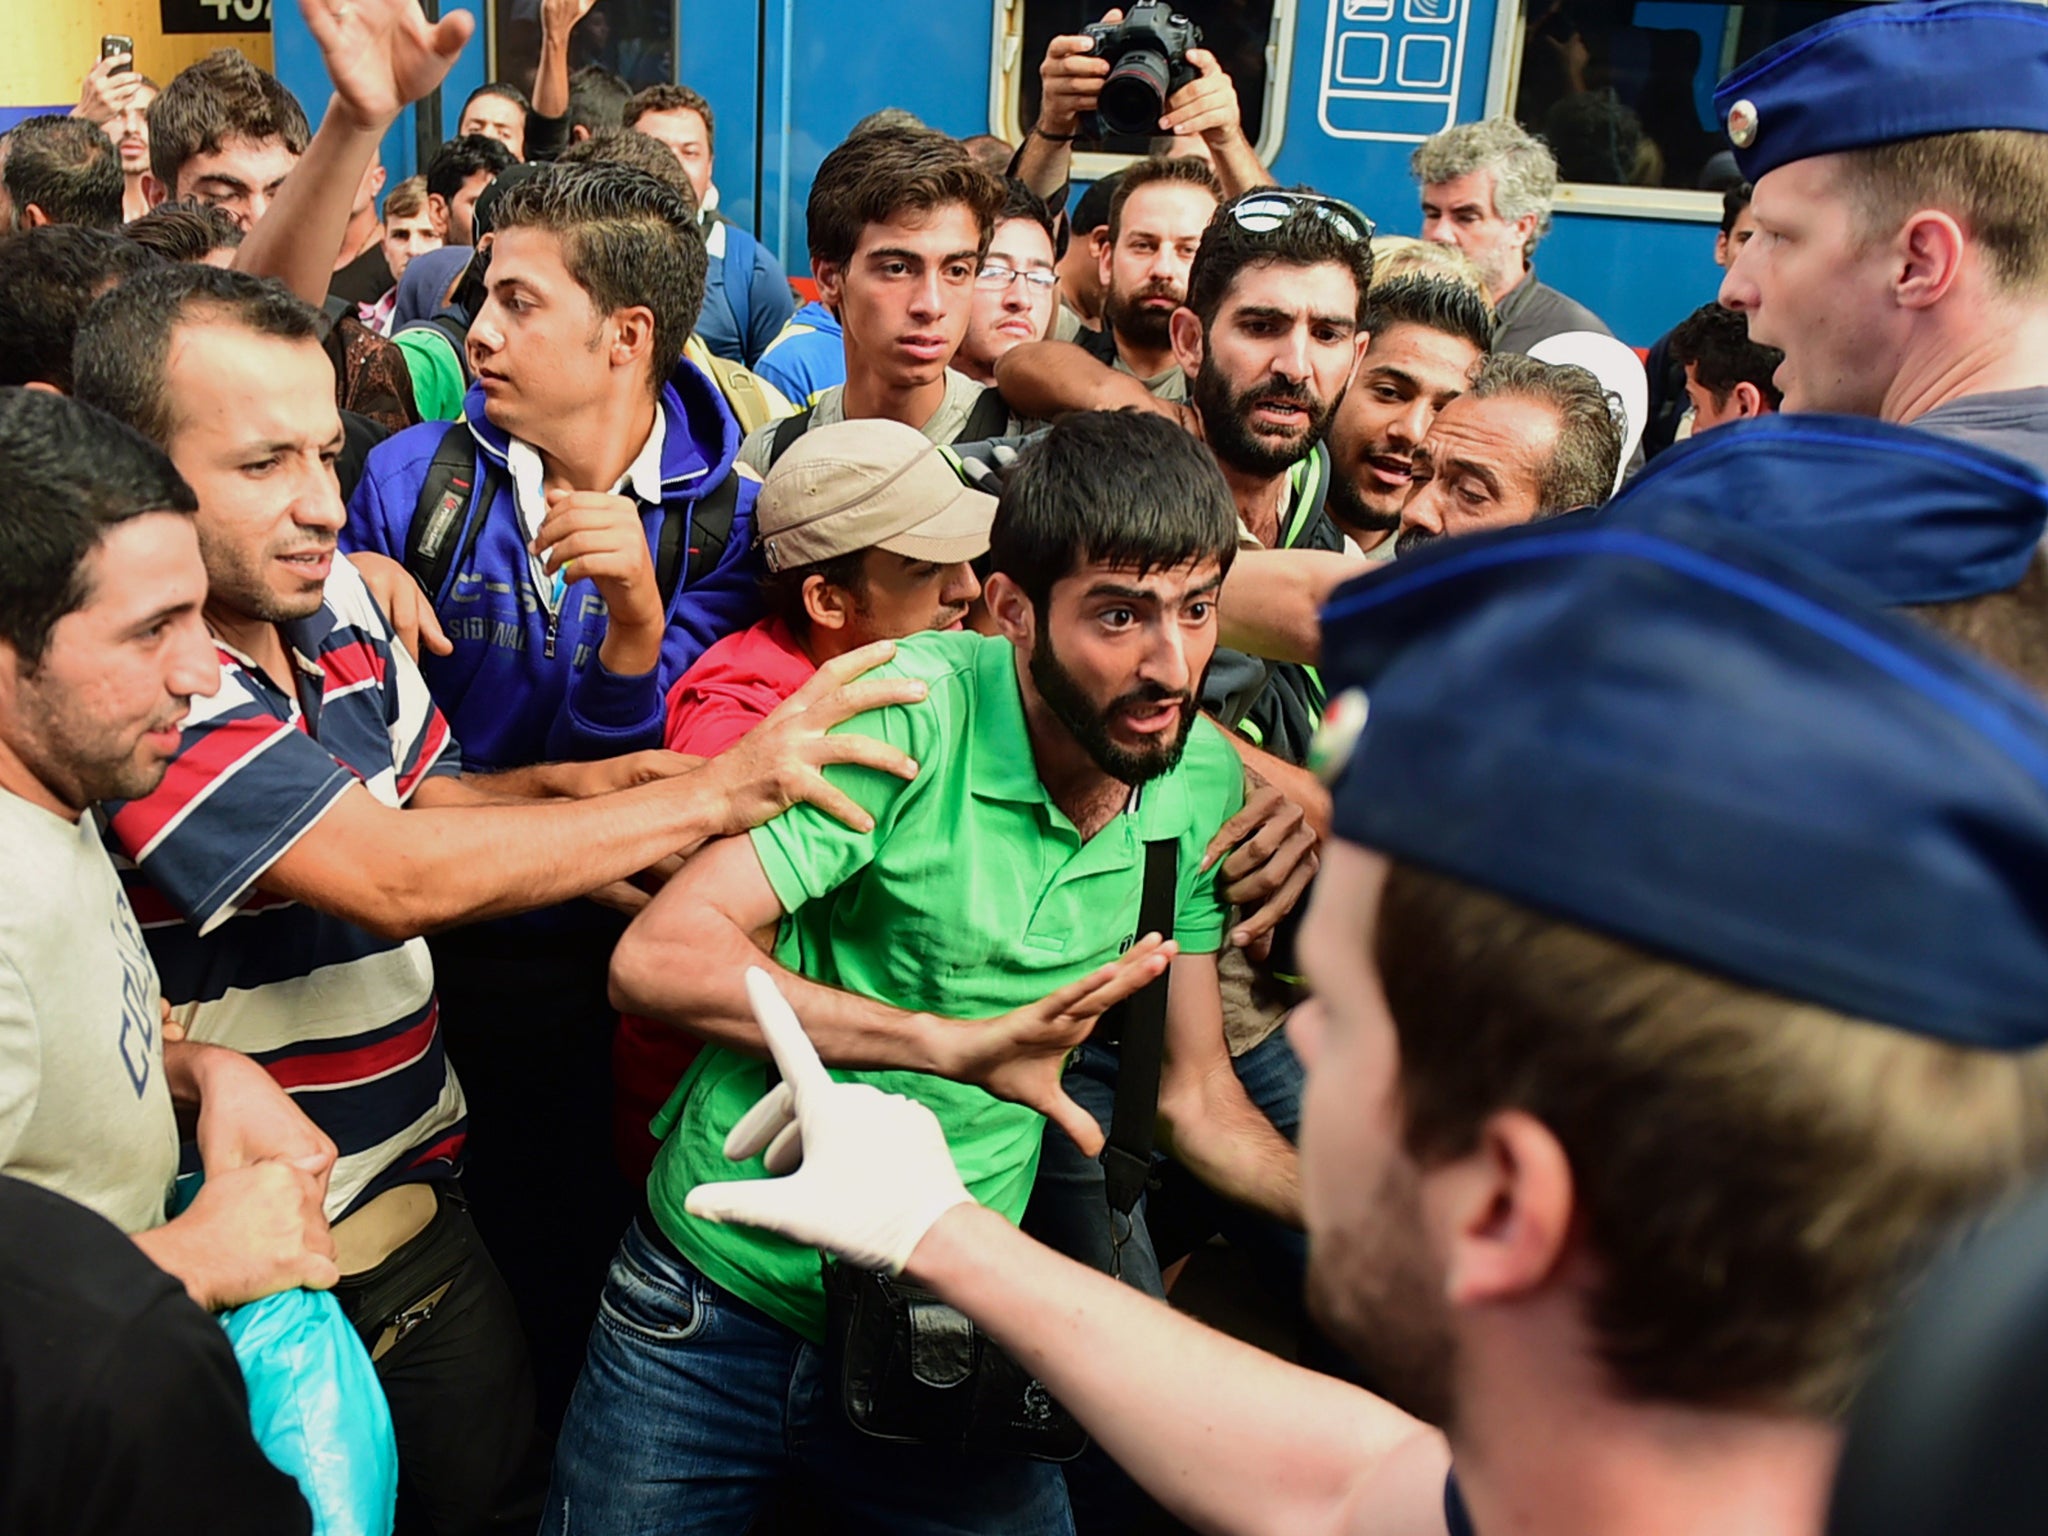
[647,629,1243,1339]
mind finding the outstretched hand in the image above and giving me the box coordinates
[685,968,975,1274]
[300,0,474,131]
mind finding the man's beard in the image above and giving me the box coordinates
[14,674,183,808]
[1029,628,1196,787]
[199,524,332,625]
[1193,366,1339,478]
[1103,280,1181,353]
[1305,1146,1459,1428]
[1326,464,1403,538]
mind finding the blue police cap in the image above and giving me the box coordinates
[1603,414,2048,605]
[1715,0,2048,182]
[1318,508,2048,1049]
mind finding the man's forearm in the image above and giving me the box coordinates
[909,1204,1439,1536]
[235,99,387,305]
[1012,126,1074,203]
[1219,548,1366,666]
[611,898,951,1075]
[995,341,1173,422]
[1160,1073,1303,1226]
[1218,730,1332,842]
[532,27,572,118]
[1211,129,1278,199]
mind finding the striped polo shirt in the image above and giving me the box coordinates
[103,558,468,1221]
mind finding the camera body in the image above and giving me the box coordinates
[1081,2,1204,139]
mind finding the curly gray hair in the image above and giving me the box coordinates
[1411,117,1559,256]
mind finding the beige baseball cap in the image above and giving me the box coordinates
[755,418,997,573]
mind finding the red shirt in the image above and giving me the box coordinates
[614,618,818,1182]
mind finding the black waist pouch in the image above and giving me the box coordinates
[820,1257,1088,1462]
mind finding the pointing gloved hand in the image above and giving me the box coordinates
[684,968,975,1275]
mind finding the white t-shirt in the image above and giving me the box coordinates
[0,791,178,1233]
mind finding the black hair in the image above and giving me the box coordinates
[567,66,633,141]
[759,550,870,637]
[462,81,531,120]
[4,115,124,230]
[0,227,161,391]
[426,134,517,204]
[1186,188,1376,329]
[1720,181,1754,235]
[124,197,245,263]
[990,409,1238,619]
[1361,274,1497,355]
[996,176,1062,261]
[557,129,698,212]
[0,386,197,666]
[487,162,707,392]
[1070,171,1121,237]
[73,264,322,447]
[1669,301,1783,409]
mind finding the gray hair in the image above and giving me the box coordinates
[1411,117,1559,255]
[1467,352,1622,513]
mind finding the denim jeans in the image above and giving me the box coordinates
[542,1218,1076,1535]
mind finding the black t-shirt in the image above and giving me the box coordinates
[0,1176,312,1536]
[328,243,396,308]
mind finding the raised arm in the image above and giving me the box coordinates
[994,338,1190,423]
[685,977,1452,1536]
[1012,12,1120,202]
[1219,547,1369,665]
[235,0,473,304]
[531,0,596,121]
[1162,48,1279,199]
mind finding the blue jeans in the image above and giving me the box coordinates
[541,1218,1076,1536]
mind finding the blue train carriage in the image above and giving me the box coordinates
[274,0,1865,349]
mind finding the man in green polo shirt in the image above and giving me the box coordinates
[544,411,1301,1534]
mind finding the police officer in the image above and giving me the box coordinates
[1715,0,2048,467]
[673,488,2048,1536]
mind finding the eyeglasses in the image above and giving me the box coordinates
[1228,190,1375,244]
[976,262,1060,292]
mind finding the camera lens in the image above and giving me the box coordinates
[1098,48,1172,137]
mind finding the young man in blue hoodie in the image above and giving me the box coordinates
[340,158,770,1425]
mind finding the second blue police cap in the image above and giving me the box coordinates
[1715,0,2048,182]
[1319,507,2048,1049]
[1602,413,2048,605]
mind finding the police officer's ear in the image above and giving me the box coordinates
[1439,1107,1579,1311]
[1169,306,1205,379]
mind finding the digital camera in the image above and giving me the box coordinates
[1082,2,1204,139]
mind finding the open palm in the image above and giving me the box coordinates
[300,0,475,126]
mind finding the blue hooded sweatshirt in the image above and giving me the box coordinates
[341,362,763,773]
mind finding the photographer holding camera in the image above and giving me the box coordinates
[1015,5,1274,216]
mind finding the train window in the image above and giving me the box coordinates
[1506,1,1861,192]
[487,0,678,101]
[993,0,1297,171]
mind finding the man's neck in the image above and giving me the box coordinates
[1493,260,1531,305]
[841,354,949,432]
[335,207,383,272]
[1882,305,2048,424]
[1015,658,1129,841]
[535,395,660,493]
[206,603,295,698]
[0,745,79,823]
[122,172,150,224]
[1215,452,1289,548]
[1113,326,1177,383]
[1453,1335,1840,1536]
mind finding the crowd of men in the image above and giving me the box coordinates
[4,1,2048,1534]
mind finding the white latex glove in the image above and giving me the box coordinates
[683,968,975,1274]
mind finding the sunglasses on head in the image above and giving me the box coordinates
[1227,190,1375,244]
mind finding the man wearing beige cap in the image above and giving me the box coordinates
[611,417,995,1181]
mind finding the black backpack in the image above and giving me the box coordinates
[765,387,1013,469]
[402,421,742,609]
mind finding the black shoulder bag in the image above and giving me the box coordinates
[820,837,1178,1461]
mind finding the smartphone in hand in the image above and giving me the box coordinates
[101,35,134,71]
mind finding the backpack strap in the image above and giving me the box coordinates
[766,407,814,468]
[1097,837,1180,1220]
[655,469,744,602]
[405,422,503,606]
[959,386,1012,444]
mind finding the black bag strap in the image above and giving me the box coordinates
[958,386,1012,444]
[1100,837,1179,1219]
[767,407,814,468]
[404,422,505,605]
[659,469,743,600]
